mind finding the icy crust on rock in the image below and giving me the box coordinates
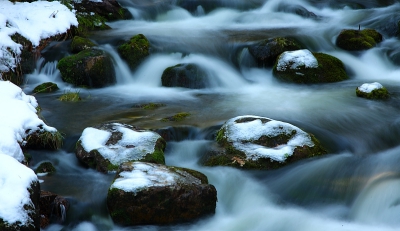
[110,162,178,193]
[358,82,383,93]
[79,123,161,165]
[222,115,314,162]
[0,1,78,72]
[276,49,318,71]
[0,81,57,161]
[0,153,38,226]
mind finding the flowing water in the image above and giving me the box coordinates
[23,0,400,230]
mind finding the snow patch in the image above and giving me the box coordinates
[358,82,383,93]
[79,123,161,165]
[110,162,177,193]
[277,49,318,71]
[0,81,57,161]
[222,115,314,162]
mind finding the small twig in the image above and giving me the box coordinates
[49,10,58,18]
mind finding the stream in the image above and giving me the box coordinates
[22,0,400,230]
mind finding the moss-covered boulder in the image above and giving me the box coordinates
[356,82,389,100]
[35,162,56,174]
[118,34,150,70]
[248,37,303,67]
[0,154,40,231]
[71,36,96,54]
[24,129,63,150]
[336,28,383,51]
[272,49,348,83]
[75,123,166,173]
[202,115,327,169]
[161,63,209,89]
[57,48,116,88]
[107,161,217,225]
[32,82,59,94]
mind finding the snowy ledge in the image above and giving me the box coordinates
[0,1,78,73]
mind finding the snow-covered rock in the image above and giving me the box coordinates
[203,115,326,169]
[75,123,166,173]
[0,153,40,231]
[356,82,389,99]
[276,49,318,71]
[107,161,217,225]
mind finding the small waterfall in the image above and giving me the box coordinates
[101,44,134,84]
[59,204,66,222]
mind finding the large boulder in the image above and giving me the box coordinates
[272,49,348,83]
[0,154,40,231]
[203,115,327,169]
[75,123,166,173]
[356,82,389,100]
[107,162,217,225]
[57,48,116,88]
[248,37,303,67]
[336,28,383,51]
[118,34,150,70]
[161,63,209,89]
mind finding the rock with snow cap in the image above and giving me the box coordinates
[273,49,348,83]
[75,123,166,173]
[356,82,389,99]
[107,161,217,225]
[0,153,40,231]
[203,115,327,169]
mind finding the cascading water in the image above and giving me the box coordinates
[28,0,400,230]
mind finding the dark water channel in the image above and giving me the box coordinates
[24,0,400,230]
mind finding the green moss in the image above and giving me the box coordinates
[273,52,348,84]
[33,82,59,94]
[25,130,64,150]
[107,163,119,172]
[161,112,191,122]
[134,102,166,110]
[356,87,389,100]
[74,12,110,36]
[58,90,81,102]
[336,29,383,51]
[71,36,96,53]
[36,162,56,174]
[142,138,166,164]
[118,34,150,70]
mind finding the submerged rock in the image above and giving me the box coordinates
[336,28,383,51]
[248,37,303,67]
[32,82,59,94]
[57,48,116,88]
[107,162,217,225]
[356,82,389,99]
[272,49,348,83]
[203,115,327,169]
[75,123,166,173]
[161,63,209,89]
[118,34,150,70]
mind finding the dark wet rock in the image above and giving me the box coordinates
[202,115,327,169]
[23,129,63,150]
[75,123,166,173]
[39,191,69,229]
[107,161,217,225]
[356,82,389,100]
[277,3,320,19]
[336,28,383,51]
[71,36,96,54]
[272,49,348,83]
[73,0,131,21]
[161,63,209,89]
[248,37,303,67]
[118,34,150,70]
[32,82,59,94]
[57,48,116,88]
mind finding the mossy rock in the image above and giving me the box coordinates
[57,48,116,88]
[356,82,389,100]
[36,162,56,174]
[71,36,96,53]
[248,37,303,67]
[161,63,209,89]
[272,50,348,84]
[107,162,217,226]
[336,28,383,51]
[33,82,59,94]
[24,130,64,150]
[117,34,150,70]
[161,112,191,122]
[58,90,82,102]
[202,115,327,170]
[75,123,166,173]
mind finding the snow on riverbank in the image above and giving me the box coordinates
[0,0,77,72]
